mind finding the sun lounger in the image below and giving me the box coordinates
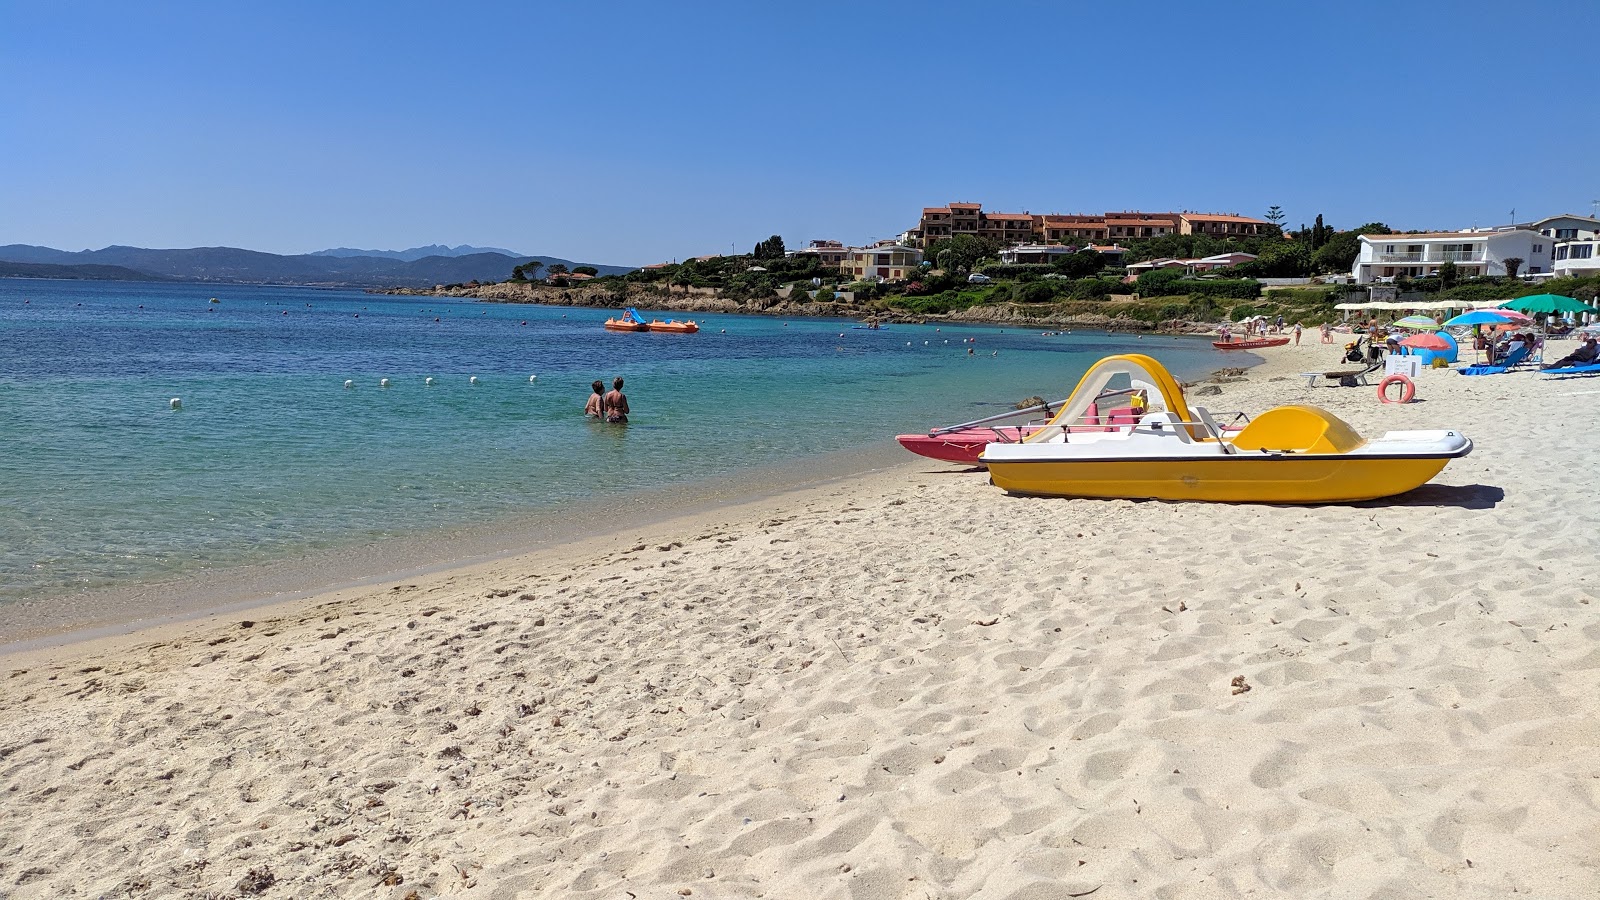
[1541,362,1600,377]
[1301,361,1381,387]
[1459,345,1529,376]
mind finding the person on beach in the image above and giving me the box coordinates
[584,380,605,418]
[1544,335,1599,369]
[1293,322,1303,345]
[1320,322,1332,344]
[603,377,630,424]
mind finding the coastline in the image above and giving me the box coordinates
[5,340,1597,898]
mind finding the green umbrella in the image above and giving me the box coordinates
[1393,315,1440,330]
[1500,294,1600,315]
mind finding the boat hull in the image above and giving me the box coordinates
[896,427,1030,465]
[1213,337,1290,350]
[984,453,1456,503]
[648,321,699,333]
[604,320,649,332]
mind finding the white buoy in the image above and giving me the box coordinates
[169,397,182,410]
[924,341,929,345]
[528,375,537,382]
[470,376,479,385]
[424,377,434,386]
[380,378,390,387]
[343,379,354,389]
[719,329,726,333]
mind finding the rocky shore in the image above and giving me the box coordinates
[375,282,1220,333]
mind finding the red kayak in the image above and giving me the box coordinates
[1213,337,1290,350]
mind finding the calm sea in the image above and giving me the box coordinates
[0,279,1230,614]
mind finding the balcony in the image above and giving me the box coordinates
[1438,250,1483,262]
[1378,253,1425,262]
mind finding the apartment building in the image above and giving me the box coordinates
[845,244,924,281]
[1178,213,1269,237]
[1351,229,1551,284]
[1532,215,1600,278]
[913,203,1269,248]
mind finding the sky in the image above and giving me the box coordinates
[3,1,1598,267]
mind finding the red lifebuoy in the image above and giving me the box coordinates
[1377,374,1415,404]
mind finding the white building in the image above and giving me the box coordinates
[1351,229,1552,284]
[1532,215,1600,279]
[1126,252,1257,276]
[999,244,1079,265]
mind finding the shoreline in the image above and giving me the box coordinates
[4,340,1598,897]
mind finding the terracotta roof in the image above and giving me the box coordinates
[986,213,1034,221]
[1105,213,1178,223]
[1087,245,1127,253]
[922,207,951,215]
[949,203,981,210]
[1180,213,1268,224]
[1041,215,1106,225]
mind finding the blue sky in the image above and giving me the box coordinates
[3,1,1597,266]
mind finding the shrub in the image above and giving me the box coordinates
[1182,278,1261,300]
[1011,281,1061,304]
[1069,278,1119,300]
[1135,267,1186,295]
[973,263,1056,281]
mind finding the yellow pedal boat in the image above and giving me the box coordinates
[980,354,1471,503]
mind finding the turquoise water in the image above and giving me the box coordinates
[0,279,1229,606]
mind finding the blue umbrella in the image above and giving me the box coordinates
[1440,309,1514,327]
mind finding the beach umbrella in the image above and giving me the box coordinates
[1441,309,1514,327]
[1479,306,1533,322]
[1499,294,1600,315]
[1398,333,1450,350]
[1392,315,1439,330]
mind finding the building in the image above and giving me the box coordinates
[1177,213,1270,238]
[787,239,850,268]
[1531,214,1600,242]
[916,202,1035,247]
[1350,229,1552,284]
[1553,238,1600,278]
[845,244,923,281]
[1103,212,1180,241]
[999,244,1082,265]
[1039,215,1109,243]
[1125,252,1258,276]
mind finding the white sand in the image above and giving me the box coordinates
[3,339,1598,899]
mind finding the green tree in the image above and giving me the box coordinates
[1135,267,1186,296]
[573,265,599,276]
[1503,257,1524,278]
[753,235,787,260]
[1265,205,1285,227]
[1052,249,1105,279]
[1437,260,1458,288]
[927,234,1001,273]
[546,263,569,276]
[511,260,544,281]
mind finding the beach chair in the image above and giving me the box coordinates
[1458,345,1528,376]
[1540,362,1600,378]
[1301,360,1382,387]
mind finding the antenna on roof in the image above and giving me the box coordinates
[1592,199,1599,218]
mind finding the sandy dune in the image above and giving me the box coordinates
[3,339,1598,899]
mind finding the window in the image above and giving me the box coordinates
[1572,244,1594,259]
[1556,228,1578,239]
[1533,244,1543,253]
[1557,246,1569,260]
[1384,245,1395,253]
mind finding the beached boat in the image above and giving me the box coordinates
[1212,337,1290,350]
[980,354,1471,503]
[648,319,699,334]
[897,426,1038,466]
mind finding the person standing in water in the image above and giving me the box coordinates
[584,380,605,418]
[603,377,630,423]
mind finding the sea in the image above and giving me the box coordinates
[0,278,1232,632]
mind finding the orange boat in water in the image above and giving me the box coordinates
[647,319,699,334]
[605,307,698,333]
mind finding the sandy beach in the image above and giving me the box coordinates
[3,339,1598,899]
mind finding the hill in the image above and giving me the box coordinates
[0,260,171,281]
[307,244,526,262]
[0,245,634,288]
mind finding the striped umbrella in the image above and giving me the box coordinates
[1392,315,1439,330]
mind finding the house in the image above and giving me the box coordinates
[1350,229,1552,284]
[916,202,1037,247]
[978,212,1039,246]
[845,244,923,281]
[1552,238,1600,278]
[1085,244,1128,262]
[1531,214,1600,242]
[1177,213,1270,237]
[787,239,850,268]
[1125,252,1257,276]
[999,244,1082,265]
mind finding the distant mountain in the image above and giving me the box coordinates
[0,260,171,281]
[308,244,526,262]
[0,245,634,288]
